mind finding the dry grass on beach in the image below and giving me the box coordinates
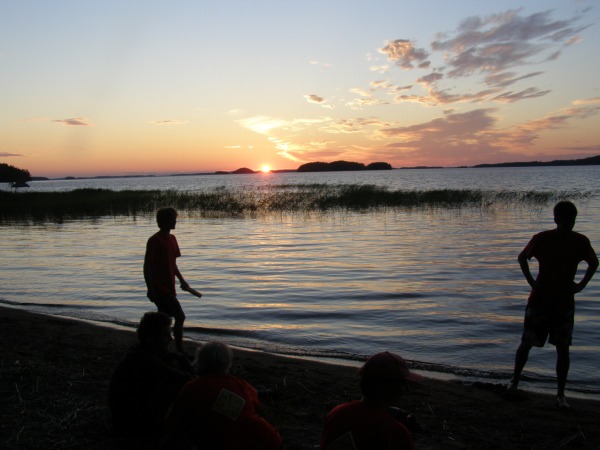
[1,305,599,449]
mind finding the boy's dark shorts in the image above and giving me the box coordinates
[521,305,574,347]
[152,294,185,320]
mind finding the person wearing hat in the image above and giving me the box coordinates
[320,351,422,450]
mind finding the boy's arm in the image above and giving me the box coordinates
[143,241,156,299]
[574,250,599,294]
[518,250,536,289]
[174,265,189,291]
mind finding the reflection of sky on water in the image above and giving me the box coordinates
[2,166,600,395]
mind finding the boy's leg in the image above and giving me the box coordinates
[171,302,186,354]
[555,344,570,397]
[509,305,549,391]
[549,309,573,403]
[154,295,186,354]
[509,341,532,390]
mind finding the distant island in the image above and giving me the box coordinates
[470,154,600,168]
[297,161,392,172]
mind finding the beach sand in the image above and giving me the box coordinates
[1,305,599,449]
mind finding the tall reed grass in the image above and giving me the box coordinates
[0,185,592,223]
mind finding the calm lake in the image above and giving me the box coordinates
[1,166,600,397]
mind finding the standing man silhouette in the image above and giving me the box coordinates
[144,207,194,355]
[507,201,598,409]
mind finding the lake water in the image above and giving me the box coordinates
[1,166,600,397]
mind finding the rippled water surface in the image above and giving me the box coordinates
[2,166,600,396]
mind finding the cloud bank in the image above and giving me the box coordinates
[238,7,597,167]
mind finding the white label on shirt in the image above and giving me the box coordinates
[212,388,246,421]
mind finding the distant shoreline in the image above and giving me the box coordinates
[29,154,600,182]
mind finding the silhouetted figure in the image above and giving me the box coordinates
[144,207,196,354]
[162,341,282,450]
[108,312,194,437]
[507,201,598,409]
[320,351,422,450]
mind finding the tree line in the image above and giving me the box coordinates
[0,163,31,185]
[297,161,392,172]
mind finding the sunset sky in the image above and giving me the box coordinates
[1,1,599,178]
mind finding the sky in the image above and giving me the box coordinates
[1,1,599,178]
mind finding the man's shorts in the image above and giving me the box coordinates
[152,294,185,320]
[521,305,574,347]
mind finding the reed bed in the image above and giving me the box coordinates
[0,185,593,223]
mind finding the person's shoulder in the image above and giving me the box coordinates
[147,231,162,242]
[571,231,595,248]
[327,400,362,415]
[528,229,560,245]
[572,230,591,240]
[227,374,257,391]
[535,229,556,238]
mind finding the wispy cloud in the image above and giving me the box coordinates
[304,94,335,109]
[378,39,430,70]
[309,60,333,70]
[150,120,189,126]
[431,9,589,78]
[573,97,600,106]
[52,118,92,126]
[373,97,600,165]
[497,100,600,149]
[224,145,254,150]
[558,144,600,154]
[0,152,24,157]
[371,8,590,108]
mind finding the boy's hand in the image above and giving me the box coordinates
[181,284,202,298]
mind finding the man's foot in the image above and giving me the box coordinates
[502,380,525,401]
[557,395,570,410]
[503,380,517,395]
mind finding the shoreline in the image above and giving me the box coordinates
[5,300,600,402]
[2,305,600,449]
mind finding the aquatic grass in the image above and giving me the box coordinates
[0,185,594,223]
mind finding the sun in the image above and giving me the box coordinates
[261,165,271,173]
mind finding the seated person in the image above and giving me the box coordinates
[162,341,282,450]
[108,311,194,436]
[320,351,422,450]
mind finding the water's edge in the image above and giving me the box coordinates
[3,300,598,401]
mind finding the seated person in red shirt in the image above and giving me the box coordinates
[162,341,282,450]
[320,351,423,450]
[108,311,194,437]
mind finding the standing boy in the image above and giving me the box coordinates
[144,207,194,355]
[508,201,598,408]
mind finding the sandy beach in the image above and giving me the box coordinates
[1,305,599,449]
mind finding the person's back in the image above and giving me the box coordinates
[166,373,280,449]
[320,352,420,450]
[162,341,282,450]
[524,228,594,313]
[321,400,414,450]
[108,312,193,436]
